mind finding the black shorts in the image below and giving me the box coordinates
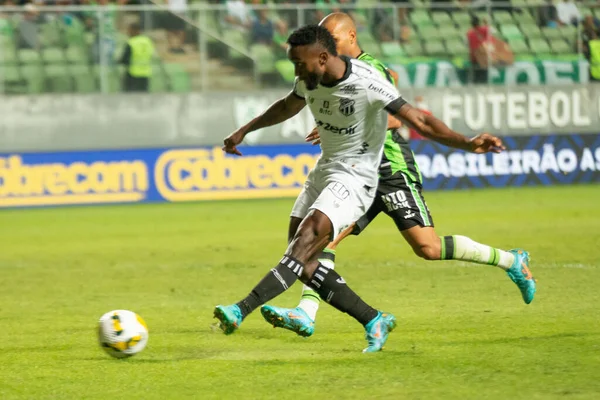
[353,173,434,235]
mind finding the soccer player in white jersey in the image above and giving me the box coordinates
[260,13,536,339]
[214,24,504,352]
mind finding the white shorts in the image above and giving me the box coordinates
[290,159,377,239]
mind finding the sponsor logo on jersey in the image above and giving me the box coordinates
[339,98,355,116]
[381,189,410,212]
[339,85,358,95]
[315,120,356,135]
[368,83,396,101]
[319,100,332,115]
[327,181,350,200]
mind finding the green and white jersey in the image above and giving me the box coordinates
[357,52,423,184]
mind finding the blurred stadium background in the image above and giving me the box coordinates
[0,0,597,93]
[1,1,600,399]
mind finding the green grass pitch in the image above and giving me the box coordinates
[1,185,599,399]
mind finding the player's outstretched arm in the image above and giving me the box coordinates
[223,92,306,156]
[387,102,506,154]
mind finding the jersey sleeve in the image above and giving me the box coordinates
[292,77,306,99]
[365,74,404,110]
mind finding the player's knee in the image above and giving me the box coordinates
[413,242,441,260]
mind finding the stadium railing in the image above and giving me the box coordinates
[0,2,594,94]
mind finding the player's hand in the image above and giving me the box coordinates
[305,127,321,145]
[469,133,506,154]
[222,129,245,156]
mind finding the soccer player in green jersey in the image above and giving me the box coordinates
[260,13,536,338]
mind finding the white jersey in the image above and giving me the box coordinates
[293,57,404,177]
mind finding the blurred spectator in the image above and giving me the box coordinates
[251,9,273,45]
[580,15,600,81]
[372,6,392,41]
[556,0,582,26]
[247,0,263,21]
[273,19,288,55]
[223,0,251,30]
[120,22,154,92]
[467,15,490,84]
[76,0,98,32]
[584,32,600,82]
[389,0,409,27]
[539,0,559,28]
[582,14,599,41]
[373,6,411,44]
[163,0,187,54]
[17,3,41,49]
[91,0,118,65]
[468,14,513,84]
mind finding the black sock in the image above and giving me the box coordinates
[441,236,455,260]
[308,263,378,326]
[236,256,303,319]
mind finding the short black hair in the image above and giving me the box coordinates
[287,24,338,56]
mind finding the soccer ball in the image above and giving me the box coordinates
[98,310,148,359]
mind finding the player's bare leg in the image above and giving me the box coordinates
[288,217,303,243]
[328,223,356,251]
[216,210,396,351]
[267,209,382,333]
[402,225,512,267]
[400,225,536,303]
[288,221,356,330]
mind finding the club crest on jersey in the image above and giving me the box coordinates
[339,98,355,117]
[339,85,357,95]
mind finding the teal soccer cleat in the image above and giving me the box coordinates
[260,305,315,337]
[363,311,397,353]
[213,304,243,335]
[506,249,536,304]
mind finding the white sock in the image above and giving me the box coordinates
[442,235,515,270]
[297,250,336,321]
[298,285,320,321]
